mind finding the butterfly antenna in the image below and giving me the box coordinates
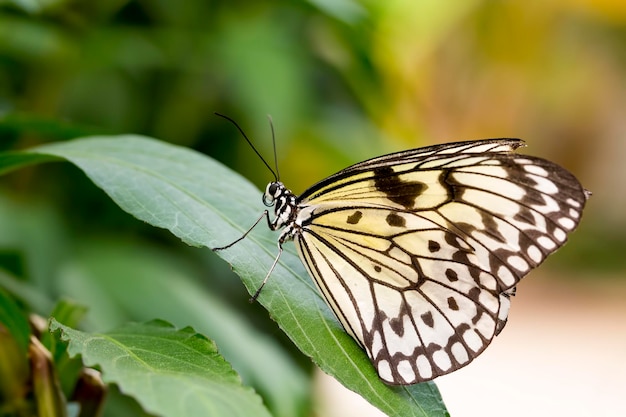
[215,113,278,181]
[267,115,280,181]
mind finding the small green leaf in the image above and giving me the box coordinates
[0,286,31,353]
[13,136,448,416]
[0,287,31,404]
[57,240,310,417]
[41,299,89,398]
[49,319,272,417]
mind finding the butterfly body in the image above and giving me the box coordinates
[250,138,587,385]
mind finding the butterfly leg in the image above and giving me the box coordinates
[249,243,283,303]
[212,210,271,251]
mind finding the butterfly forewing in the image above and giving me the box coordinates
[289,139,587,384]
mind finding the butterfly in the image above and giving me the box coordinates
[214,116,589,385]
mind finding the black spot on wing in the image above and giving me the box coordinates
[346,210,363,224]
[421,311,435,328]
[390,302,410,336]
[386,213,406,227]
[428,240,441,253]
[445,268,459,282]
[373,166,426,208]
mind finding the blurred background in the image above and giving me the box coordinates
[0,0,624,416]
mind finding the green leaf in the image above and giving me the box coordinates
[14,136,448,417]
[42,300,89,397]
[57,240,310,417]
[49,319,272,417]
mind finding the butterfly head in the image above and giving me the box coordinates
[263,181,298,231]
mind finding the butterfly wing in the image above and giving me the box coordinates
[293,139,587,384]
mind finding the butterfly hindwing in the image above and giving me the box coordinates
[295,208,505,383]
[290,139,587,384]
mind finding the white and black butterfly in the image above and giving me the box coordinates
[214,116,589,385]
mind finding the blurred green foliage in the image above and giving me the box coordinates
[1,0,625,416]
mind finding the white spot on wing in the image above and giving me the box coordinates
[523,164,548,176]
[553,228,567,242]
[496,266,516,287]
[567,198,581,208]
[508,255,529,272]
[377,360,393,382]
[527,245,543,263]
[558,217,576,230]
[416,355,433,379]
[531,174,559,194]
[537,236,557,250]
[397,360,415,383]
[433,350,452,371]
[463,330,483,353]
[451,342,469,364]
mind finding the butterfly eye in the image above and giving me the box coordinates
[263,183,278,206]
